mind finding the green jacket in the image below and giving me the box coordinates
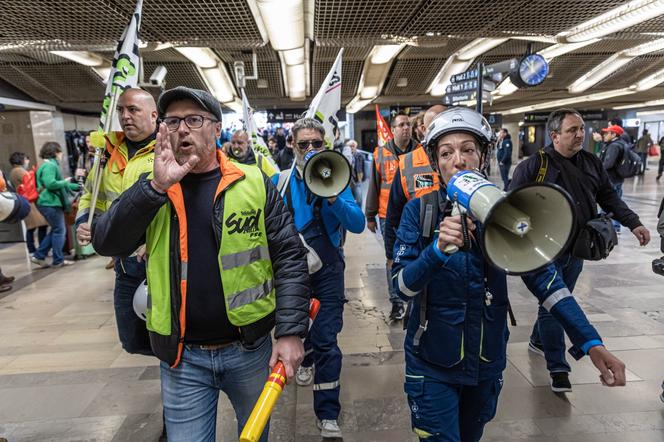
[36,159,80,208]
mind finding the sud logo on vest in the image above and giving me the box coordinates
[226,209,263,237]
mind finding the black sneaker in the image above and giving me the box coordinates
[550,372,572,393]
[390,303,406,321]
[528,340,545,357]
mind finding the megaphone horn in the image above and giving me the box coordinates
[446,171,576,275]
[302,149,351,198]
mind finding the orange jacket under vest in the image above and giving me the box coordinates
[372,146,400,218]
[398,145,439,201]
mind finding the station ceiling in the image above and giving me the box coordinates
[1,0,663,115]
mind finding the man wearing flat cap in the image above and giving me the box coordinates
[92,86,310,441]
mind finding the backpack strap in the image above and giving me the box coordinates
[420,191,441,243]
[414,191,447,347]
[536,149,548,183]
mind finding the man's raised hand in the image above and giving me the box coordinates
[150,122,199,193]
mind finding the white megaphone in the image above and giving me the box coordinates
[302,149,351,198]
[445,170,575,275]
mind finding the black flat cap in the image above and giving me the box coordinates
[157,86,222,122]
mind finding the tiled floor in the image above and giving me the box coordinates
[1,166,664,441]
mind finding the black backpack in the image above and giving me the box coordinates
[615,142,641,179]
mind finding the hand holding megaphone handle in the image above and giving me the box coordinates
[442,200,471,254]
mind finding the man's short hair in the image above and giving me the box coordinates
[609,117,623,127]
[390,112,409,128]
[39,142,62,159]
[9,152,26,166]
[501,128,509,135]
[291,118,325,140]
[546,108,583,134]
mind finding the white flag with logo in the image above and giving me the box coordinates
[98,0,143,131]
[241,89,280,173]
[305,48,343,149]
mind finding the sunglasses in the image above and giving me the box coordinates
[296,139,324,150]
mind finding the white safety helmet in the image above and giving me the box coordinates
[424,107,495,172]
[133,279,149,321]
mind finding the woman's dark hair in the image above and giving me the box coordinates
[39,142,63,159]
[9,152,26,166]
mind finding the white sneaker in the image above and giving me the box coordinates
[295,365,314,386]
[30,256,49,268]
[317,419,342,438]
[52,260,74,268]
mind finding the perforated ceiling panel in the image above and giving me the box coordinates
[0,65,63,103]
[383,58,444,95]
[215,47,285,98]
[0,0,145,46]
[2,0,664,113]
[595,54,664,89]
[311,59,364,100]
[143,62,208,91]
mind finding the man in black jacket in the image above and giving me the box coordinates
[600,124,630,233]
[511,108,650,393]
[92,87,310,441]
[496,128,513,190]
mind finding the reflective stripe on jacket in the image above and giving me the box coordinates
[76,131,155,223]
[398,145,439,201]
[145,152,275,367]
[373,146,399,218]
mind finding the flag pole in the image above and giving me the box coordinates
[84,0,143,225]
[87,88,122,225]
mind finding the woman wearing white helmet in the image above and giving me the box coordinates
[391,107,626,441]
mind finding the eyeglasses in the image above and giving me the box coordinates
[296,139,324,150]
[161,115,218,131]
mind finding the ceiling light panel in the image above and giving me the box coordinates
[557,0,664,42]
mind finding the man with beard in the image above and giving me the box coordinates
[92,86,309,441]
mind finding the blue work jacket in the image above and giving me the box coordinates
[392,189,602,385]
[272,170,365,246]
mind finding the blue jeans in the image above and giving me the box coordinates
[404,375,503,442]
[499,163,511,190]
[160,337,272,442]
[26,225,47,254]
[529,254,584,373]
[34,205,66,265]
[114,256,152,355]
[379,217,401,306]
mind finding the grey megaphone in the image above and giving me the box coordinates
[445,171,576,275]
[302,149,351,198]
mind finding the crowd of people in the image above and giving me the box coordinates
[2,84,664,442]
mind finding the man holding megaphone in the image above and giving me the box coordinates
[392,107,626,442]
[273,117,364,439]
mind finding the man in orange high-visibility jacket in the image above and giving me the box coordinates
[383,106,446,293]
[365,112,419,321]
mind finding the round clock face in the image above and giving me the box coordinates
[518,54,549,86]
